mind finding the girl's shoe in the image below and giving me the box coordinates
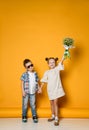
[48,117,55,122]
[54,119,59,126]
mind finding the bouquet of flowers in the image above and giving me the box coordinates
[63,37,74,59]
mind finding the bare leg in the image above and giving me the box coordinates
[48,100,55,122]
[54,98,59,126]
[54,98,59,117]
[50,100,55,115]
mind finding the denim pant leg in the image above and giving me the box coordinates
[29,94,37,117]
[22,94,29,117]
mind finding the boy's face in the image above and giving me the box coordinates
[48,59,56,69]
[25,62,34,72]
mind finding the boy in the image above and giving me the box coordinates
[20,59,39,123]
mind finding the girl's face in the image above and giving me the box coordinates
[25,62,34,72]
[48,59,56,69]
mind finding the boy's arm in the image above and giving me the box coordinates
[38,71,48,93]
[38,82,45,93]
[21,80,26,97]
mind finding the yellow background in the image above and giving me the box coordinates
[0,0,89,117]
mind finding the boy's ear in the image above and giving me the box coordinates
[45,57,49,61]
[55,57,58,61]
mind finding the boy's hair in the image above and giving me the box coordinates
[23,59,31,67]
[45,57,58,63]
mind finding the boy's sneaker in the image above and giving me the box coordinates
[22,116,27,123]
[33,116,38,123]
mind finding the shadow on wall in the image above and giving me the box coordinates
[59,43,84,107]
[64,43,84,76]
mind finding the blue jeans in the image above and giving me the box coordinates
[22,94,37,117]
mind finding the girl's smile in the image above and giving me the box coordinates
[48,59,56,69]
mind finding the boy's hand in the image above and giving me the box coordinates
[22,91,26,97]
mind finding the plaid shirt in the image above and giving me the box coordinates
[20,71,39,94]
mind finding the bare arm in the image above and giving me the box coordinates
[60,55,65,65]
[38,71,48,93]
[38,82,45,93]
[21,80,26,97]
[40,82,45,89]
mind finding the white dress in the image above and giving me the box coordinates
[41,62,65,100]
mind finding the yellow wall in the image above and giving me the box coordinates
[0,0,89,117]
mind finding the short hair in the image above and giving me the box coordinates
[45,57,58,63]
[23,59,31,67]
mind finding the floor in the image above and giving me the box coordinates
[0,118,89,130]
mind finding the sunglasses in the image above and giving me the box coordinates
[26,64,33,68]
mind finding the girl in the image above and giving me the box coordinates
[40,56,65,126]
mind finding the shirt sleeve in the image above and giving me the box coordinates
[40,71,48,83]
[35,72,39,82]
[56,62,64,71]
[20,73,25,81]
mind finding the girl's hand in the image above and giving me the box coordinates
[37,87,42,94]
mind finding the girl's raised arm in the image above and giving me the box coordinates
[60,55,65,65]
